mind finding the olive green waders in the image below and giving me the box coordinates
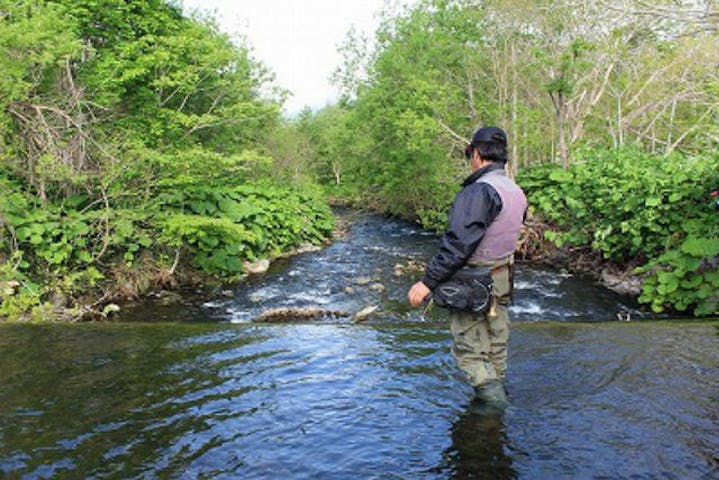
[448,256,513,387]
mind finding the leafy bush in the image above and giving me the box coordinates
[518,148,719,316]
[0,172,334,320]
[637,237,719,315]
[0,1,331,321]
[156,185,334,276]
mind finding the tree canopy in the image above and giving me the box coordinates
[0,0,332,321]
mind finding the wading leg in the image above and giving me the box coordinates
[488,263,512,379]
[488,304,510,379]
[449,310,498,387]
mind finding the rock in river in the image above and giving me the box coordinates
[243,259,271,275]
[354,305,379,322]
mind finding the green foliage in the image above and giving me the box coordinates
[0,252,47,322]
[157,185,334,276]
[160,214,251,275]
[519,148,719,316]
[0,176,334,319]
[324,0,719,227]
[315,1,485,222]
[1,0,282,203]
[0,1,332,321]
[0,1,80,112]
[637,239,719,316]
[518,148,718,261]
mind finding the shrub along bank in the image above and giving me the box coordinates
[0,1,335,321]
[518,148,719,316]
[0,176,333,321]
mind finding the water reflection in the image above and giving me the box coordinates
[1,322,718,479]
[445,403,517,480]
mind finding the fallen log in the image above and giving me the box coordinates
[253,307,350,323]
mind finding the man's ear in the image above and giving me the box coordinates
[473,149,482,166]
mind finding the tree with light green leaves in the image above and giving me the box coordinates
[0,0,333,321]
[313,0,718,315]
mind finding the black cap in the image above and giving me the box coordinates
[471,126,507,146]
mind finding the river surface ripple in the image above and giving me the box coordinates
[1,213,717,479]
[126,211,643,324]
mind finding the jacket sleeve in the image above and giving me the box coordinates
[421,183,502,290]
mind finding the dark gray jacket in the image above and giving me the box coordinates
[421,163,507,290]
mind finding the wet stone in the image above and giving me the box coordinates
[354,305,379,322]
[154,291,183,306]
[243,259,271,274]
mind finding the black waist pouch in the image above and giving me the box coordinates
[431,266,493,314]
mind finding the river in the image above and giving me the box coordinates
[1,212,717,479]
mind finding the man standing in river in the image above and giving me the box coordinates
[407,126,527,406]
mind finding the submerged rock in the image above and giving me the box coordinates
[392,260,425,277]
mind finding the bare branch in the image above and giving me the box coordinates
[433,117,470,144]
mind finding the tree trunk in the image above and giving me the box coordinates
[509,41,518,179]
[617,94,624,147]
[333,162,341,185]
[552,91,569,168]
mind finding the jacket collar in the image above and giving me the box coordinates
[461,162,505,188]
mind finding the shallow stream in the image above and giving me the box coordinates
[1,212,717,479]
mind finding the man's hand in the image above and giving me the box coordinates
[407,281,431,307]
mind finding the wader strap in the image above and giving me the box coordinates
[487,262,512,320]
[469,255,514,318]
[489,256,514,302]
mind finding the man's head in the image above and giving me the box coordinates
[464,126,507,169]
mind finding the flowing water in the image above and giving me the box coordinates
[1,212,718,479]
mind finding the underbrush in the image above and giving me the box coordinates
[0,178,334,321]
[518,147,719,316]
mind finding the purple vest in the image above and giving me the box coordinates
[470,170,527,263]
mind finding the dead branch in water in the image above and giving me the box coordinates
[254,307,350,323]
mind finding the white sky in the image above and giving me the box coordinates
[181,0,391,115]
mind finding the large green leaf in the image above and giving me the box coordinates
[680,237,719,257]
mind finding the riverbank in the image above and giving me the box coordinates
[1,2,330,323]
[114,211,642,324]
[0,183,334,323]
[517,149,719,317]
[514,215,644,297]
[324,148,719,317]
